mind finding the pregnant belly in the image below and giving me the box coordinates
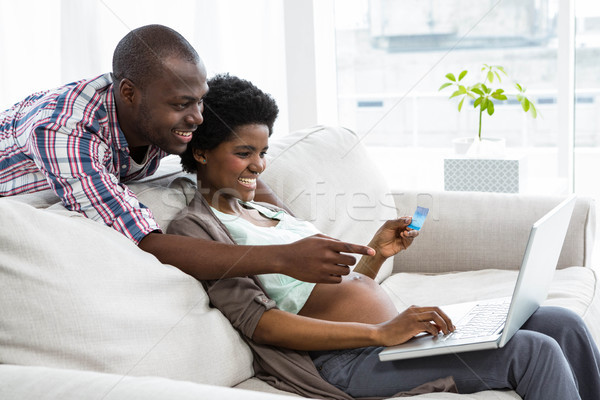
[298,272,398,324]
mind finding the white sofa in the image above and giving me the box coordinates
[0,126,597,400]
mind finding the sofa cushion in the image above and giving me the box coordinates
[0,365,294,400]
[0,199,254,386]
[392,190,595,273]
[381,267,596,319]
[261,126,398,282]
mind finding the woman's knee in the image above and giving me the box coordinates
[510,330,560,353]
[523,306,586,334]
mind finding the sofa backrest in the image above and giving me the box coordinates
[0,198,255,386]
[393,190,596,273]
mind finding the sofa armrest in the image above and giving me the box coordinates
[0,365,295,400]
[391,190,595,274]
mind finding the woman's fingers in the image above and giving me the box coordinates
[407,306,455,335]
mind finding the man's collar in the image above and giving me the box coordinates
[103,78,129,152]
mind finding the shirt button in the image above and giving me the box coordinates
[121,165,127,170]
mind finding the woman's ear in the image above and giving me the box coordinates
[193,148,207,165]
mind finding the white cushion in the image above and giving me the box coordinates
[381,267,596,319]
[0,365,294,400]
[0,199,254,386]
[392,190,595,274]
[262,126,398,282]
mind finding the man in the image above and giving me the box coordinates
[0,24,372,283]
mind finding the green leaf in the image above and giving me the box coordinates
[458,70,468,81]
[474,97,483,108]
[446,73,456,82]
[487,101,495,116]
[458,97,465,111]
[481,98,489,111]
[530,102,538,118]
[487,71,494,83]
[458,85,467,94]
[449,90,462,99]
[515,83,523,92]
[521,98,531,112]
[497,66,506,74]
[439,82,453,91]
[492,93,508,101]
[471,88,484,96]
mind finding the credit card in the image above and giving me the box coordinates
[408,206,429,231]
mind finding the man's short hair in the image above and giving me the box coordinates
[180,73,279,173]
[112,24,200,88]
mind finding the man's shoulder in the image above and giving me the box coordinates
[61,73,114,106]
[11,74,113,120]
[42,73,115,131]
[40,73,113,103]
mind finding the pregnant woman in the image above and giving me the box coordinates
[168,74,600,400]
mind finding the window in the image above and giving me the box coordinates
[574,0,600,200]
[330,0,598,195]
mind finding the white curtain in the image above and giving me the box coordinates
[0,0,289,132]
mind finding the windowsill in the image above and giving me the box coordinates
[365,146,571,196]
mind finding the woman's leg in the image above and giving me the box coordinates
[311,329,580,399]
[520,306,600,400]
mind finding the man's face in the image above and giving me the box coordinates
[127,57,209,155]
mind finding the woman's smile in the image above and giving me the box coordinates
[238,176,257,189]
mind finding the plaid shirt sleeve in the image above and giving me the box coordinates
[28,109,161,244]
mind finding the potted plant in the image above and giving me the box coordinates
[439,64,538,156]
[439,64,538,193]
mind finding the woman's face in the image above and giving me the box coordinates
[198,123,269,204]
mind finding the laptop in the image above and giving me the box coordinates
[379,194,577,362]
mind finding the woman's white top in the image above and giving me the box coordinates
[211,201,320,314]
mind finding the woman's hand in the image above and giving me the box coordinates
[370,217,419,259]
[375,305,456,347]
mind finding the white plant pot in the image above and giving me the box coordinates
[452,137,506,158]
[444,156,527,193]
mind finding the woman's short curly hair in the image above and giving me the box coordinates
[180,73,279,173]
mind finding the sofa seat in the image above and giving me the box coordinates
[382,267,597,320]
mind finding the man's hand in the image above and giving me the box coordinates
[278,234,375,284]
[375,306,456,347]
[369,217,419,259]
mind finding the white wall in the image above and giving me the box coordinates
[0,0,291,134]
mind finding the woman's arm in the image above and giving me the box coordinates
[253,306,454,351]
[353,217,418,279]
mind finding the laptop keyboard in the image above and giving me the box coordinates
[444,300,511,340]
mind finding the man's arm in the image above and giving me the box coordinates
[253,306,455,351]
[139,232,374,283]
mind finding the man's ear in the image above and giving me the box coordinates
[118,78,137,105]
[193,148,207,164]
